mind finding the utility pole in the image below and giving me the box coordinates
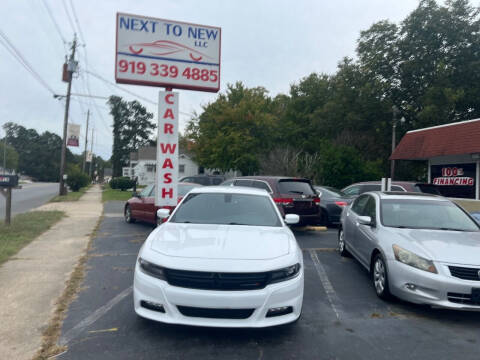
[59,34,78,196]
[89,127,94,178]
[82,109,90,173]
[390,105,399,181]
[2,133,6,175]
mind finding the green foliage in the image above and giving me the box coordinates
[66,166,90,192]
[110,176,135,191]
[3,123,76,181]
[0,140,19,171]
[187,82,279,175]
[108,96,155,177]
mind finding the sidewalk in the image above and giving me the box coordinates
[0,185,103,360]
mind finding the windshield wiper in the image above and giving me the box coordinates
[288,190,304,194]
[438,227,467,232]
[227,222,250,225]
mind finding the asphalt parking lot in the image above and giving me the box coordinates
[58,201,480,360]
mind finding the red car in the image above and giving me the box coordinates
[124,182,202,225]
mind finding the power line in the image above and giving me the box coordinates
[40,0,68,54]
[0,28,55,95]
[62,0,77,36]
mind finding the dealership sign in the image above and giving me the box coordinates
[115,13,221,92]
[155,91,179,206]
[432,166,475,186]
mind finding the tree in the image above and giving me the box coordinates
[186,82,279,175]
[108,96,155,176]
[3,122,75,181]
[0,140,19,171]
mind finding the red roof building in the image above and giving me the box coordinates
[391,119,480,200]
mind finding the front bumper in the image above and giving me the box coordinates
[133,264,304,327]
[388,259,480,310]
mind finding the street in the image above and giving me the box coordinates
[57,201,480,360]
[0,182,58,219]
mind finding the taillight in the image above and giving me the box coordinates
[314,197,320,204]
[335,201,348,207]
[274,198,294,205]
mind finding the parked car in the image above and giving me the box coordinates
[341,181,440,197]
[179,175,225,186]
[221,176,321,225]
[134,186,304,327]
[314,186,354,226]
[339,191,480,309]
[124,182,202,225]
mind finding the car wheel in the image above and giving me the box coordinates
[372,254,392,300]
[338,229,350,257]
[125,205,135,223]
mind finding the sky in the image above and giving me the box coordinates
[0,0,425,160]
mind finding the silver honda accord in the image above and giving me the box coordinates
[339,192,480,310]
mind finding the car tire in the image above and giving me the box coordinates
[125,205,135,223]
[372,253,392,300]
[338,228,350,257]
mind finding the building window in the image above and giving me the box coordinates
[146,164,156,172]
[179,164,185,173]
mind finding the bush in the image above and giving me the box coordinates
[66,168,90,192]
[110,177,135,191]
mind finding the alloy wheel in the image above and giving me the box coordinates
[373,259,386,295]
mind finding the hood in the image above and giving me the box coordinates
[150,223,291,260]
[389,228,480,265]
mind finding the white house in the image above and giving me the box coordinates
[123,146,205,186]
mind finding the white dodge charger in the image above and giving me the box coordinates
[133,186,304,327]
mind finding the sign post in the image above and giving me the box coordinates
[115,13,221,208]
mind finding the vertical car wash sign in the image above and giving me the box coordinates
[156,91,179,206]
[116,13,221,92]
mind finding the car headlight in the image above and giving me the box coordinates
[138,258,167,280]
[392,245,437,273]
[269,263,301,284]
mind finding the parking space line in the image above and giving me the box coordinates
[309,249,344,319]
[302,248,336,252]
[59,286,133,346]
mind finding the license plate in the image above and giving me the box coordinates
[471,288,480,304]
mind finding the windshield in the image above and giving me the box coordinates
[170,193,282,227]
[178,183,201,197]
[381,199,479,231]
[278,180,315,195]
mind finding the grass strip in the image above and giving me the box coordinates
[0,211,65,266]
[102,184,133,202]
[50,185,91,202]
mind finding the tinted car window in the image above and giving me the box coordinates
[343,185,361,196]
[278,180,315,195]
[391,185,405,191]
[362,196,376,219]
[316,187,344,199]
[361,184,381,193]
[221,179,234,186]
[252,181,272,192]
[212,178,224,185]
[414,184,441,195]
[351,195,369,214]
[178,184,201,197]
[171,193,281,227]
[235,179,253,187]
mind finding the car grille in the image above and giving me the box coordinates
[164,269,269,291]
[447,292,480,306]
[449,266,480,281]
[177,306,255,319]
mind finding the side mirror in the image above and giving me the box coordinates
[157,208,170,220]
[357,215,374,227]
[285,214,300,225]
[132,191,140,198]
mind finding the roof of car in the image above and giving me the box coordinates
[369,191,445,201]
[188,185,270,196]
[230,176,310,181]
[344,181,428,186]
